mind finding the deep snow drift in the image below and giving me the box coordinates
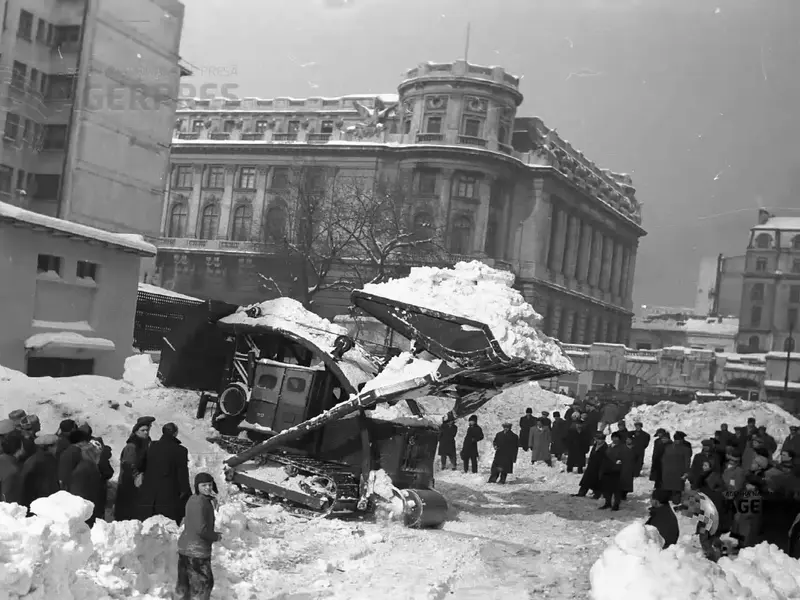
[362,261,575,371]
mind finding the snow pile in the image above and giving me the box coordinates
[590,521,800,599]
[362,261,575,371]
[122,354,160,390]
[24,332,115,351]
[361,352,441,394]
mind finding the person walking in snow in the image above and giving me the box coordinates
[529,418,552,466]
[19,434,59,511]
[138,422,192,524]
[115,416,155,521]
[572,431,607,499]
[488,423,519,484]
[630,422,650,477]
[58,426,103,526]
[0,431,25,504]
[460,416,484,474]
[550,411,568,461]
[519,408,536,451]
[176,472,222,600]
[437,414,458,471]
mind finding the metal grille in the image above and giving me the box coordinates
[133,290,204,352]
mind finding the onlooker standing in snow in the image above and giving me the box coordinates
[615,421,629,443]
[620,436,635,500]
[19,433,59,510]
[58,427,103,526]
[518,408,536,452]
[572,432,607,499]
[566,420,589,474]
[660,431,692,504]
[539,411,552,429]
[488,422,519,484]
[599,431,626,511]
[529,418,552,467]
[460,416,484,474]
[757,426,777,456]
[689,440,719,489]
[718,423,735,449]
[116,416,156,520]
[630,422,650,477]
[645,489,679,548]
[138,423,192,524]
[550,412,568,461]
[650,429,669,489]
[0,431,25,504]
[18,415,40,462]
[176,472,222,600]
[80,423,114,521]
[782,426,800,459]
[55,419,77,460]
[437,414,458,471]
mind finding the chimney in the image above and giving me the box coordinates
[758,208,772,225]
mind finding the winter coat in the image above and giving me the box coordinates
[580,443,607,491]
[783,434,800,457]
[0,454,22,504]
[741,442,758,472]
[631,430,651,463]
[19,450,59,507]
[619,445,635,493]
[645,503,679,548]
[650,438,668,483]
[114,436,150,521]
[519,415,537,449]
[566,425,588,469]
[491,430,520,474]
[178,494,220,559]
[529,426,552,463]
[438,423,458,457]
[601,404,619,426]
[689,452,719,489]
[58,442,103,517]
[761,433,778,457]
[660,441,692,493]
[540,416,552,429]
[718,430,736,449]
[616,428,630,443]
[722,464,746,494]
[19,435,36,463]
[600,444,627,494]
[54,435,71,461]
[138,435,192,523]
[550,418,569,456]
[460,425,484,460]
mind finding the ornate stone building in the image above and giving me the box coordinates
[155,59,646,343]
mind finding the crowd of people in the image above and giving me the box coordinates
[0,411,222,600]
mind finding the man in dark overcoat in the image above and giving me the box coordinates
[437,414,458,470]
[519,409,536,451]
[572,431,607,498]
[550,411,569,461]
[630,422,651,477]
[566,421,588,474]
[650,429,669,489]
[19,434,59,509]
[138,423,192,524]
[488,423,519,484]
[599,431,626,511]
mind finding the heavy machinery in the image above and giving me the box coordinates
[158,290,571,527]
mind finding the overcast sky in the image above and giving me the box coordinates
[178,0,800,309]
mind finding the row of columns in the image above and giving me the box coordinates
[546,204,637,302]
[547,303,629,345]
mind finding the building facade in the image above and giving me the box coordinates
[737,210,800,353]
[0,201,156,378]
[629,313,738,352]
[0,0,187,235]
[156,60,647,343]
[695,254,745,317]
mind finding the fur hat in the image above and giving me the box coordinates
[194,472,218,495]
[134,416,156,430]
[58,419,76,434]
[8,410,26,423]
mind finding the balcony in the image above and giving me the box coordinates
[177,132,199,140]
[458,135,487,147]
[209,132,230,140]
[416,133,443,143]
[273,133,298,142]
[156,238,282,254]
[307,133,332,143]
[241,132,264,141]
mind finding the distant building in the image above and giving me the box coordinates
[156,59,647,343]
[695,254,745,317]
[629,313,739,352]
[0,201,156,378]
[736,209,800,353]
[0,0,188,236]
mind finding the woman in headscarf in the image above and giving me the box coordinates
[114,416,155,521]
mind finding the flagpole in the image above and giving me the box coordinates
[464,23,471,62]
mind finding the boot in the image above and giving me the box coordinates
[598,504,611,510]
[577,467,584,474]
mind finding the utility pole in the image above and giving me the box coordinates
[464,23,471,62]
[785,319,795,396]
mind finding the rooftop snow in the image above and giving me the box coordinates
[24,332,116,352]
[753,216,800,231]
[632,316,739,336]
[138,283,203,302]
[0,202,156,256]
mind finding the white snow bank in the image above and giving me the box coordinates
[590,521,800,599]
[123,354,160,390]
[30,490,95,523]
[362,261,575,371]
[24,331,115,351]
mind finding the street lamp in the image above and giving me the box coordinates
[785,320,796,396]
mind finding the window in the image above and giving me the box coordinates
[264,205,287,242]
[449,216,473,254]
[223,120,236,133]
[203,166,225,189]
[167,203,188,237]
[498,125,507,144]
[425,116,442,134]
[198,204,220,240]
[255,120,269,133]
[15,169,25,191]
[793,235,800,250]
[794,260,800,274]
[30,174,60,199]
[271,167,289,189]
[454,176,477,198]
[38,73,48,95]
[36,19,49,44]
[417,171,437,195]
[76,260,98,281]
[29,68,39,93]
[756,257,767,272]
[747,335,759,351]
[789,308,799,328]
[42,125,67,150]
[237,167,256,189]
[791,286,800,304]
[636,343,652,350]
[750,283,764,301]
[4,113,19,140]
[463,118,482,138]
[45,74,74,100]
[53,25,80,46]
[287,120,300,133]
[750,305,762,327]
[304,168,324,192]
[755,233,771,249]
[11,61,26,89]
[191,119,204,132]
[320,120,334,134]
[412,212,434,240]
[37,254,61,275]
[17,10,33,40]
[0,165,12,193]
[231,204,253,241]
[403,119,411,134]
[286,377,306,393]
[174,165,193,188]
[786,338,796,352]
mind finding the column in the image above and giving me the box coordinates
[575,312,588,344]
[600,236,614,291]
[472,178,492,254]
[498,190,512,260]
[530,179,551,269]
[550,304,563,339]
[251,167,270,242]
[576,222,592,283]
[561,309,574,342]
[549,206,568,274]
[160,168,173,237]
[217,165,236,239]
[610,240,623,300]
[589,229,603,287]
[584,314,595,344]
[439,168,454,238]
[625,246,639,306]
[618,246,630,298]
[563,215,580,278]
[186,164,204,238]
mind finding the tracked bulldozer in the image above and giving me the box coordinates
[158,290,571,528]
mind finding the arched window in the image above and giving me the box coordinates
[198,203,220,240]
[412,212,434,240]
[264,205,287,243]
[748,335,760,351]
[449,215,473,254]
[750,283,764,301]
[167,203,188,237]
[793,235,800,250]
[230,204,253,241]
[755,233,772,249]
